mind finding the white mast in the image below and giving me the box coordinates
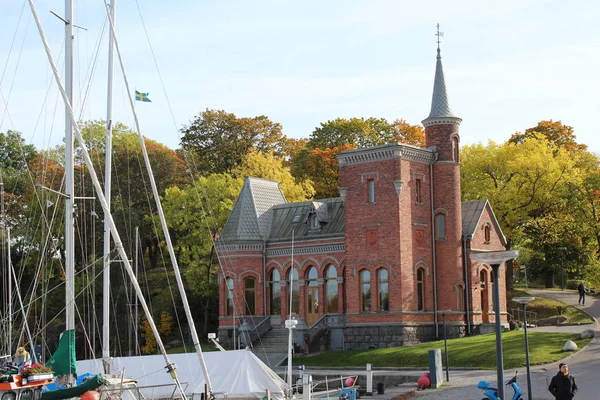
[99,1,214,393]
[28,2,188,397]
[102,0,116,375]
[63,0,76,375]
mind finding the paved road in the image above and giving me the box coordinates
[299,289,599,399]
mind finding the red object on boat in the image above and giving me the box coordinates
[81,391,100,400]
[344,377,355,387]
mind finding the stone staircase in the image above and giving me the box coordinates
[250,324,290,368]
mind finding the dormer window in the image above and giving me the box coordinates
[484,225,491,243]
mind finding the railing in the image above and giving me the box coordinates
[511,309,538,327]
[305,314,346,353]
[239,316,271,346]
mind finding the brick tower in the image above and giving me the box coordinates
[422,32,464,316]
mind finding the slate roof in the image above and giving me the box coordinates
[220,177,286,241]
[422,48,462,126]
[268,198,344,241]
[462,199,507,246]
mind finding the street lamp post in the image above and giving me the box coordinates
[513,297,534,400]
[470,250,519,400]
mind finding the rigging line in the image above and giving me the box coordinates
[0,0,27,131]
[76,15,109,122]
[131,0,244,315]
[132,0,180,142]
[134,0,244,337]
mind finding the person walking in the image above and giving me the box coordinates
[548,363,578,399]
[577,281,586,305]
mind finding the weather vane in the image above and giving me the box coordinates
[436,23,444,52]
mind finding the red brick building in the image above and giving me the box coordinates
[215,47,508,350]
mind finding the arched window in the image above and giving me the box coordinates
[452,136,459,162]
[287,268,299,315]
[269,269,281,315]
[457,283,465,311]
[244,277,256,315]
[377,268,389,312]
[484,225,491,243]
[306,266,319,314]
[325,265,338,313]
[360,269,371,312]
[226,278,234,316]
[417,268,425,311]
[435,213,446,240]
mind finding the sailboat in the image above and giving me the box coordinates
[14,1,191,399]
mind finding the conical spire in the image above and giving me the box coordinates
[422,26,461,127]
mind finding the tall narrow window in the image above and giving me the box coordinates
[306,266,319,314]
[484,225,491,243]
[269,269,281,315]
[226,278,234,316]
[435,213,446,240]
[452,136,460,162]
[417,269,425,311]
[368,179,375,203]
[360,269,371,312]
[287,268,299,315]
[415,178,422,203]
[457,283,465,311]
[325,265,338,313]
[244,277,256,315]
[377,268,389,312]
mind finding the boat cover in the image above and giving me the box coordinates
[77,349,289,399]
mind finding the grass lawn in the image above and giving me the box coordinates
[295,331,591,370]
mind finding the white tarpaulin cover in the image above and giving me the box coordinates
[77,349,288,399]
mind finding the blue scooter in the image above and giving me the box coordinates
[477,371,524,400]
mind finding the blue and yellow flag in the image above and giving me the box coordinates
[135,90,151,102]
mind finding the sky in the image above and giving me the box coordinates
[1,0,599,153]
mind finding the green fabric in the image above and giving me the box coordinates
[41,374,104,400]
[46,329,77,376]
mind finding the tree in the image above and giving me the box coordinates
[162,173,244,335]
[391,119,426,147]
[180,109,287,174]
[508,120,587,152]
[308,117,396,150]
[461,136,584,287]
[236,151,314,202]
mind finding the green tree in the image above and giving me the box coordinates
[308,117,396,150]
[236,151,314,202]
[162,173,243,336]
[180,109,287,174]
[461,136,583,287]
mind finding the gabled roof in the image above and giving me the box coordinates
[220,177,286,241]
[462,199,507,246]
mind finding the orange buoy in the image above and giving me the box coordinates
[81,391,100,400]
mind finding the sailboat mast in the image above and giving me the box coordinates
[27,3,187,396]
[102,0,116,375]
[64,0,76,350]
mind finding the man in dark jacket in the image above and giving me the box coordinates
[548,363,578,399]
[577,281,586,305]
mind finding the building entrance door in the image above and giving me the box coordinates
[306,287,319,326]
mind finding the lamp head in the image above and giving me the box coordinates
[513,297,534,305]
